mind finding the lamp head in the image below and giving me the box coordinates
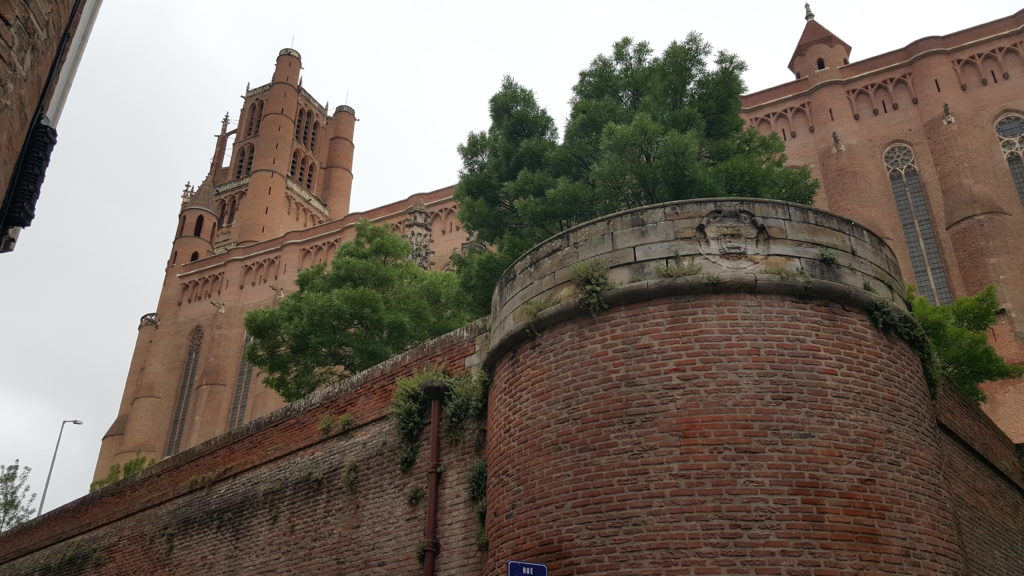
[69,419,83,425]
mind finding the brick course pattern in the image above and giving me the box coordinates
[2,199,1023,574]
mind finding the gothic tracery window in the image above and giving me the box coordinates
[166,328,203,456]
[883,144,953,305]
[228,333,255,430]
[996,113,1024,203]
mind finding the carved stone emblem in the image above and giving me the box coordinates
[697,206,768,270]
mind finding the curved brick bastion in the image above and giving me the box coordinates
[483,199,968,575]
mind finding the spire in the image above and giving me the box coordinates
[788,7,851,75]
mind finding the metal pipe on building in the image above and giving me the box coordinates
[421,379,447,576]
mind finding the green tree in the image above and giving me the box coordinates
[1,460,36,531]
[246,221,472,401]
[454,35,818,314]
[911,285,1023,402]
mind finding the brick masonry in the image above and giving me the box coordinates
[2,199,1022,575]
[0,0,79,210]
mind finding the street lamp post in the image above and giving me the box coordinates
[37,418,83,517]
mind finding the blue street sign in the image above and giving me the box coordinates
[508,561,548,576]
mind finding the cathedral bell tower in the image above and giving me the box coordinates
[198,49,356,252]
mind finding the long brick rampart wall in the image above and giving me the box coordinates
[2,199,1022,575]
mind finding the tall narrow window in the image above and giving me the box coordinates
[245,103,257,137]
[228,198,238,225]
[295,109,305,141]
[311,122,319,152]
[244,144,254,175]
[234,146,247,179]
[228,333,255,430]
[254,100,264,135]
[193,215,204,237]
[306,163,316,189]
[289,151,299,178]
[302,113,311,146]
[166,328,203,456]
[298,157,307,184]
[995,113,1024,203]
[883,144,953,304]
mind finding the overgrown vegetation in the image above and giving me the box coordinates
[910,285,1022,401]
[405,485,426,506]
[867,285,1022,402]
[571,259,613,316]
[453,35,818,315]
[317,413,353,437]
[343,462,359,494]
[659,258,702,278]
[90,453,155,492]
[468,459,489,550]
[37,542,104,575]
[246,221,473,402]
[391,369,489,471]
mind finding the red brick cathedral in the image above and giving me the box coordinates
[96,8,1024,480]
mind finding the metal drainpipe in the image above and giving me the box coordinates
[421,379,447,576]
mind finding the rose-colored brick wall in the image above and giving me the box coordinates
[4,200,1024,575]
[0,322,487,576]
[487,295,969,575]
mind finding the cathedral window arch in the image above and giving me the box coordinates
[311,121,320,152]
[245,102,257,137]
[816,58,825,70]
[254,100,264,135]
[177,214,186,237]
[995,112,1024,203]
[295,109,305,141]
[883,143,953,304]
[306,163,316,189]
[298,156,308,184]
[228,332,255,430]
[244,144,254,176]
[234,145,253,179]
[190,251,200,262]
[194,214,204,237]
[166,328,203,456]
[228,197,238,225]
[217,201,227,225]
[302,111,312,146]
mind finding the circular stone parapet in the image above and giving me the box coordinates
[487,198,906,366]
[278,48,301,59]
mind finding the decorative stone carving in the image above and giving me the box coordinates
[404,202,434,270]
[138,313,159,329]
[696,206,768,270]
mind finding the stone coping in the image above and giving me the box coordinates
[486,198,907,368]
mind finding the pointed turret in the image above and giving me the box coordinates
[170,179,217,266]
[789,4,851,80]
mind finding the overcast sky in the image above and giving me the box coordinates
[1,0,1019,517]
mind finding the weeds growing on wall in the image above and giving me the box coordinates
[866,299,939,390]
[468,459,488,550]
[90,452,155,492]
[392,369,490,471]
[570,259,612,316]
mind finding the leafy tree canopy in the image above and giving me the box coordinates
[912,285,1023,402]
[1,460,36,531]
[454,34,818,314]
[246,221,473,402]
